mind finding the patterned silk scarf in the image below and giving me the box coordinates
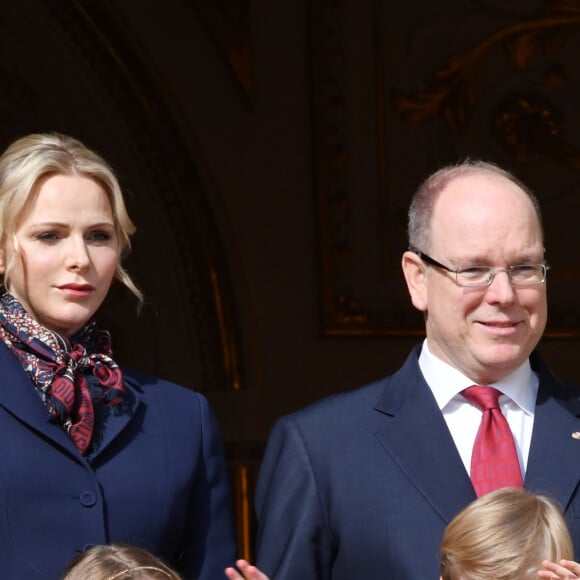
[0,292,125,455]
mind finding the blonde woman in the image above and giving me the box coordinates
[0,133,236,579]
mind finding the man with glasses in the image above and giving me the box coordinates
[254,160,580,579]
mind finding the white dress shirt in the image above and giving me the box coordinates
[418,339,538,480]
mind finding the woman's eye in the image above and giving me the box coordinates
[87,231,112,242]
[36,232,59,241]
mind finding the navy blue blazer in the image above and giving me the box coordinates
[0,342,236,579]
[254,346,580,580]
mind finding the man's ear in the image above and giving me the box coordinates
[401,250,428,312]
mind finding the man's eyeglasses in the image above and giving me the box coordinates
[411,249,550,288]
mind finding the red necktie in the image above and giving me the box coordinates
[462,385,523,497]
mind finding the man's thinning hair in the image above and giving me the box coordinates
[407,159,544,253]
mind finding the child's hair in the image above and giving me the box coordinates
[61,543,182,580]
[440,488,574,580]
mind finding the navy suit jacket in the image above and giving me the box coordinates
[255,346,580,580]
[0,342,236,580]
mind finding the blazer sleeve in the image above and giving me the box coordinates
[254,415,334,580]
[179,394,238,580]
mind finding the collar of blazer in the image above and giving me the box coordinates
[0,341,142,462]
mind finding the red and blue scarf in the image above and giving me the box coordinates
[0,292,124,455]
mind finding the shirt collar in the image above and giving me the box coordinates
[418,339,538,414]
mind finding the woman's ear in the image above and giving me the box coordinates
[401,250,428,312]
[0,249,6,275]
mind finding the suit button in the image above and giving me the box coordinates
[80,491,97,507]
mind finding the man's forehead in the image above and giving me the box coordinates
[438,170,526,199]
[432,174,538,225]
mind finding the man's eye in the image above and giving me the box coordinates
[460,267,489,278]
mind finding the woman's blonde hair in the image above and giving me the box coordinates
[61,543,182,580]
[440,488,574,580]
[0,132,142,305]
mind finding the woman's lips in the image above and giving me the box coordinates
[58,283,94,297]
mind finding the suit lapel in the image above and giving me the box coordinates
[372,347,476,525]
[0,342,82,458]
[370,348,580,523]
[0,343,141,462]
[91,372,141,459]
[524,355,580,509]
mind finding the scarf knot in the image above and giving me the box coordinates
[0,292,125,455]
